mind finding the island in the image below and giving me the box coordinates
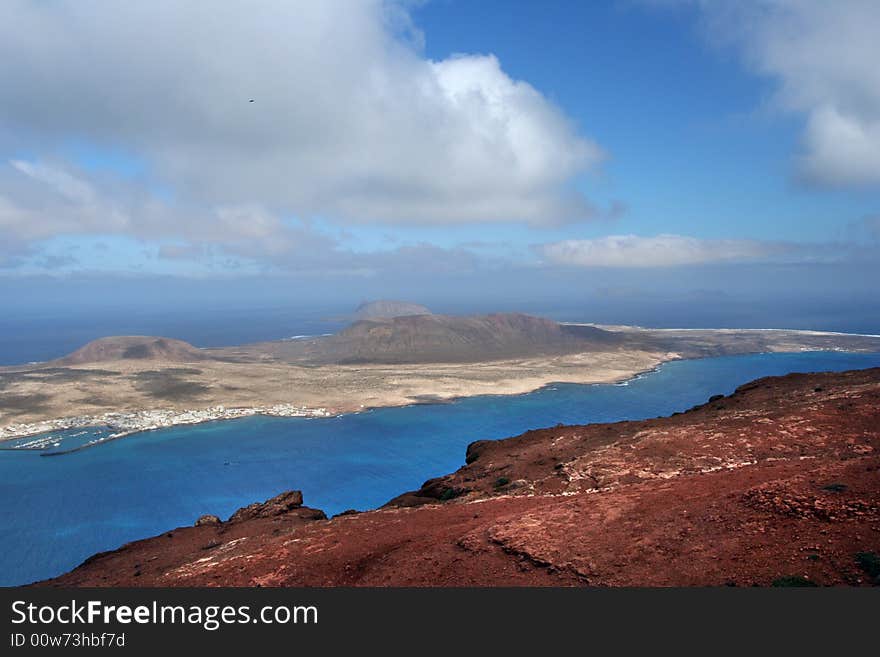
[3,305,880,443]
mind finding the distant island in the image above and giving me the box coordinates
[3,301,880,443]
[352,299,432,320]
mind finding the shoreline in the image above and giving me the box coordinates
[561,323,880,338]
[4,347,878,450]
[0,404,334,448]
[3,344,880,450]
[0,357,665,448]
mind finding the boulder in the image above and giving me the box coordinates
[228,490,305,523]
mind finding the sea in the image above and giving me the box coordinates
[2,349,880,586]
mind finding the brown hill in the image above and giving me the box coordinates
[211,312,880,366]
[41,366,880,587]
[254,313,622,364]
[56,336,207,365]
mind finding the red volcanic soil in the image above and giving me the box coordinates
[43,368,880,587]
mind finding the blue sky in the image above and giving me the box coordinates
[0,1,879,327]
[412,0,877,245]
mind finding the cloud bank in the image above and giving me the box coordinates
[537,234,785,267]
[0,0,600,227]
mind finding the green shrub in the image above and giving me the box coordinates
[494,477,510,488]
[822,483,848,493]
[855,552,880,580]
[439,487,464,501]
[771,576,818,587]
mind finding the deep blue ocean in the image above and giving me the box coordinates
[2,350,880,586]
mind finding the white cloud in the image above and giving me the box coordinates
[1,161,129,240]
[695,0,880,187]
[0,1,601,225]
[0,158,503,275]
[1,159,334,264]
[801,106,880,186]
[537,234,783,267]
[10,160,97,205]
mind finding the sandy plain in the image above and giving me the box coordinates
[0,349,668,437]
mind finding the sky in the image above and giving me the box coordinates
[1,1,879,329]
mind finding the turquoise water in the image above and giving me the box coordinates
[1,351,879,586]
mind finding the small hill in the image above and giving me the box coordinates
[56,336,206,365]
[353,300,432,320]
